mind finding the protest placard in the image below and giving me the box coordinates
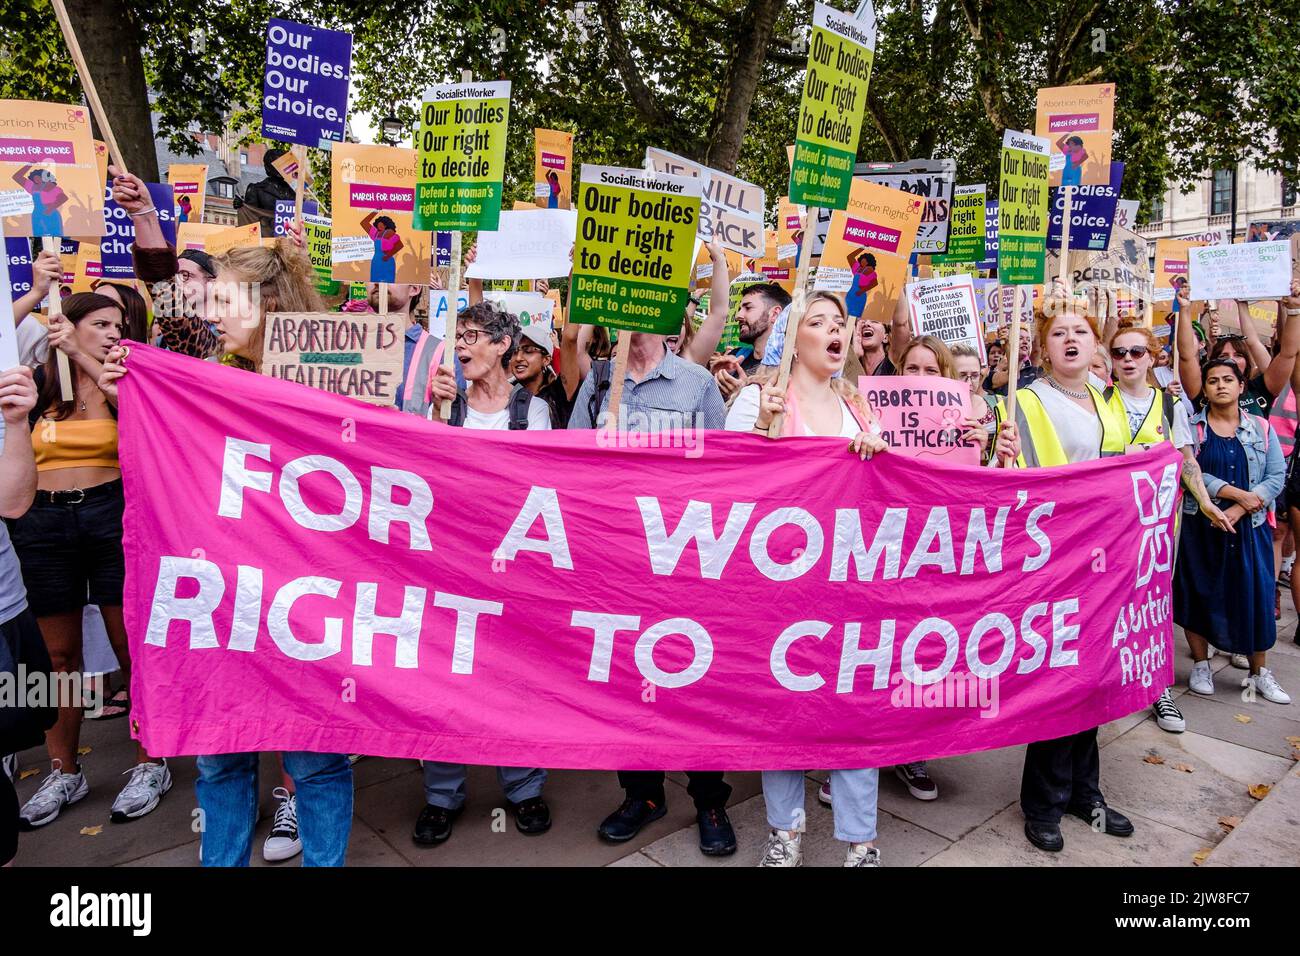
[428,289,471,329]
[789,3,875,209]
[464,208,578,280]
[262,311,404,404]
[997,130,1050,284]
[5,237,32,302]
[569,164,701,335]
[1152,238,1204,304]
[331,142,430,285]
[978,197,999,272]
[1245,221,1300,243]
[70,241,100,292]
[858,374,981,465]
[1035,83,1115,187]
[166,163,207,224]
[1047,161,1123,251]
[1048,224,1152,309]
[1177,227,1228,245]
[906,274,985,363]
[100,182,175,279]
[938,184,985,263]
[261,18,352,148]
[1114,199,1139,231]
[0,100,104,238]
[1188,241,1291,301]
[413,81,511,231]
[484,290,554,331]
[274,198,320,237]
[777,195,803,260]
[176,221,233,253]
[645,147,766,258]
[302,212,337,296]
[202,222,263,257]
[534,128,573,209]
[857,158,955,254]
[0,242,18,369]
[271,150,310,189]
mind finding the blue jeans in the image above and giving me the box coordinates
[762,769,879,844]
[422,761,546,810]
[196,752,353,866]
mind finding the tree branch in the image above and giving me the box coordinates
[596,0,671,129]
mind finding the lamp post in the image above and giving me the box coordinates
[380,114,404,147]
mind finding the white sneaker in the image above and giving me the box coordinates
[262,787,303,862]
[1189,660,1215,696]
[110,760,172,822]
[1152,688,1186,732]
[2,753,15,783]
[1244,668,1292,705]
[844,843,881,867]
[18,760,89,829]
[758,829,802,867]
[817,780,832,806]
[1206,646,1217,660]
[1230,653,1250,669]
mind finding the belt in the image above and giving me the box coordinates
[35,480,122,506]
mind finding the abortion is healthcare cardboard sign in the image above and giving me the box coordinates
[858,374,981,466]
[414,81,511,232]
[0,100,104,238]
[1035,83,1115,187]
[262,19,352,148]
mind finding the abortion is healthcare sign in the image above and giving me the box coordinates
[262,19,353,148]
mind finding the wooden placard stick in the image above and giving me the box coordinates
[1004,288,1023,440]
[41,237,74,401]
[767,212,817,437]
[378,283,389,315]
[50,0,128,175]
[604,331,632,437]
[437,69,475,422]
[291,144,308,227]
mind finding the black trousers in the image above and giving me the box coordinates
[618,770,731,811]
[1,764,16,867]
[1019,727,1104,825]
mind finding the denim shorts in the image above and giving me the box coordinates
[6,479,125,617]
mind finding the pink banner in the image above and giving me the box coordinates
[348,183,414,211]
[120,345,1177,769]
[0,137,75,161]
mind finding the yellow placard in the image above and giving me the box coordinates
[203,222,263,257]
[167,163,209,224]
[816,178,924,319]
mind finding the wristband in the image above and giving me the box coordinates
[1287,308,1300,317]
[127,205,157,218]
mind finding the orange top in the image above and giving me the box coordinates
[31,418,120,472]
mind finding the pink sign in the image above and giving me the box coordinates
[1048,113,1100,133]
[172,182,200,195]
[857,376,981,466]
[843,217,902,253]
[348,183,414,211]
[119,345,1177,769]
[1163,260,1188,275]
[0,138,75,162]
[540,151,566,170]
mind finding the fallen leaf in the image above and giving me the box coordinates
[1173,762,1195,773]
[17,768,39,781]
[1233,714,1253,724]
[1192,848,1212,866]
[1143,753,1165,765]
[1217,815,1242,831]
[76,746,92,756]
[1286,736,1300,746]
[79,825,103,836]
[1248,784,1271,800]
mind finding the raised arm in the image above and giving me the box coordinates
[684,241,729,366]
[1176,288,1203,400]
[887,281,911,365]
[1235,298,1274,380]
[1264,280,1300,396]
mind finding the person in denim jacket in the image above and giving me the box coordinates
[1176,358,1291,705]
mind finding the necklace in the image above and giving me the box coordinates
[1044,375,1088,400]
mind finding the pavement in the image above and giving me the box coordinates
[10,610,1300,868]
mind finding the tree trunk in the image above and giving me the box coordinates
[61,0,158,180]
[703,0,786,173]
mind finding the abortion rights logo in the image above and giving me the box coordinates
[1130,463,1178,587]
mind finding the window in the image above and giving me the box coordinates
[1149,194,1164,223]
[1284,170,1297,208]
[1211,168,1233,216]
[239,152,247,166]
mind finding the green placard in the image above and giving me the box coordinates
[939,184,986,263]
[789,3,876,210]
[570,165,702,336]
[997,132,1050,285]
[414,80,511,232]
[303,214,339,296]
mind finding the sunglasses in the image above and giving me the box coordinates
[1109,346,1150,360]
[1215,333,1245,343]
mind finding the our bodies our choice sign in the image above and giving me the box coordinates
[262,19,352,148]
[122,346,1176,768]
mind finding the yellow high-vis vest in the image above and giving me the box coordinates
[1105,386,1174,446]
[994,383,1127,468]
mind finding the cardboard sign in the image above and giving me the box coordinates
[464,208,578,280]
[569,164,701,334]
[0,100,104,238]
[0,243,18,368]
[1047,224,1152,308]
[414,81,511,231]
[1035,83,1116,187]
[645,147,766,258]
[1188,242,1291,301]
[1153,238,1205,304]
[906,274,985,363]
[1114,199,1139,231]
[167,163,208,224]
[101,182,176,279]
[483,290,554,331]
[262,19,352,148]
[5,237,33,302]
[534,128,573,209]
[202,222,263,257]
[331,143,430,285]
[997,130,1051,284]
[1047,161,1124,251]
[790,3,876,209]
[939,184,985,263]
[815,178,924,306]
[857,159,955,254]
[271,150,310,188]
[262,311,404,405]
[858,374,980,465]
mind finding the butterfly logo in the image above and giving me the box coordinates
[1131,463,1178,587]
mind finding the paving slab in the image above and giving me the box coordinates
[872,745,1024,842]
[1173,694,1300,757]
[1204,764,1300,867]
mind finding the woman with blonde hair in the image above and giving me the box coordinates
[725,291,890,868]
[97,167,352,868]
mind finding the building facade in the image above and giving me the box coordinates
[1135,160,1296,241]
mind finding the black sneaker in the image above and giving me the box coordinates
[696,807,737,856]
[597,798,667,843]
[412,803,462,845]
[511,796,552,835]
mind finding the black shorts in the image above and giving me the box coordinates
[6,480,125,617]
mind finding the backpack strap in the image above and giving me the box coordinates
[447,388,467,428]
[508,384,531,430]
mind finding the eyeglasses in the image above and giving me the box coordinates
[1109,346,1150,360]
[518,344,547,358]
[455,328,483,345]
[1215,333,1245,343]
[956,371,982,382]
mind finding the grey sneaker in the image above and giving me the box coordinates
[110,760,172,822]
[18,760,89,829]
[845,843,881,867]
[1245,668,1292,705]
[757,830,802,867]
[1189,660,1214,696]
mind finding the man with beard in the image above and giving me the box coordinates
[713,282,791,401]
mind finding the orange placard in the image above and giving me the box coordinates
[0,100,105,238]
[1035,83,1116,187]
[533,128,573,210]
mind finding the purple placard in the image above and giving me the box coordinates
[262,19,353,149]
[273,198,319,237]
[435,231,452,268]
[100,183,176,280]
[5,237,33,302]
[978,199,999,273]
[1048,162,1124,251]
